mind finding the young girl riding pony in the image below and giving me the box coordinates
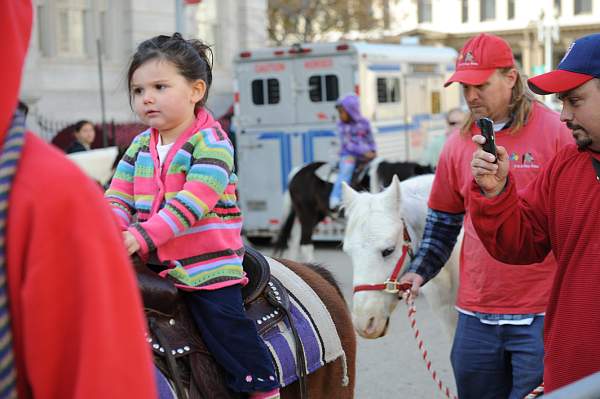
[105,33,280,399]
[329,93,377,211]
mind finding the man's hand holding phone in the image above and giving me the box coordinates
[471,118,510,198]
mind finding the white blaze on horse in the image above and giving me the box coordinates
[342,174,461,339]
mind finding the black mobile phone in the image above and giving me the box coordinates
[477,117,496,160]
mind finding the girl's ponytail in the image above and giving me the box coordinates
[186,38,213,108]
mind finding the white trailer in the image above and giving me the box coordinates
[233,41,460,242]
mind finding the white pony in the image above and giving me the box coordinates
[342,174,461,339]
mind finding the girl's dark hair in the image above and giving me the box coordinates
[74,120,93,133]
[127,32,213,113]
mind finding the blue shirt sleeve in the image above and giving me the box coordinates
[407,208,464,284]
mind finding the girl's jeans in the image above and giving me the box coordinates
[329,155,356,209]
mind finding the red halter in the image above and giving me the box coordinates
[353,225,413,295]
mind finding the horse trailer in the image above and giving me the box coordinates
[233,41,460,242]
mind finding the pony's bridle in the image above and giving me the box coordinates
[353,223,414,296]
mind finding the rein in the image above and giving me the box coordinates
[351,219,546,399]
[353,224,413,295]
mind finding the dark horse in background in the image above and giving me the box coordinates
[273,158,433,261]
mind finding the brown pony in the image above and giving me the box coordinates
[135,255,356,399]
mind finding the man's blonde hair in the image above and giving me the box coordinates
[460,67,543,136]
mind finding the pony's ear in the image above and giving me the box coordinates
[383,175,402,210]
[342,182,358,206]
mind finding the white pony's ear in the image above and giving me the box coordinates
[342,182,358,206]
[383,175,402,211]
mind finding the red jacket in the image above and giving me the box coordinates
[2,1,157,397]
[469,145,600,392]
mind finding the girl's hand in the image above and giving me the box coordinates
[363,151,376,160]
[123,231,140,255]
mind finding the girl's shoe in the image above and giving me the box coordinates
[249,388,280,399]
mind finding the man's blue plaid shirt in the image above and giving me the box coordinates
[406,208,463,283]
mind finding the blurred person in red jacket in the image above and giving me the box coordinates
[0,1,157,397]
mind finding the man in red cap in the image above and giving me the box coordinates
[469,33,600,393]
[0,1,157,397]
[400,33,571,398]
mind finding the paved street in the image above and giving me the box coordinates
[258,243,457,399]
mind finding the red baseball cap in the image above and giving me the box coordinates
[444,33,515,87]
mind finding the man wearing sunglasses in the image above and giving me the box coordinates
[446,107,466,133]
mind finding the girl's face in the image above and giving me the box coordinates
[130,59,206,136]
[337,106,350,123]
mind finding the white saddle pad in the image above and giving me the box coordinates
[265,257,348,387]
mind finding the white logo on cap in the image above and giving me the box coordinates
[458,51,478,66]
[561,42,575,64]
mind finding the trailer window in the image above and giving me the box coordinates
[267,79,280,104]
[377,77,401,103]
[308,74,339,102]
[251,78,280,105]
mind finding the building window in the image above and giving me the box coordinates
[574,0,592,14]
[507,0,515,19]
[56,3,87,57]
[462,0,468,22]
[417,0,432,23]
[376,77,401,103]
[308,75,339,102]
[479,0,496,21]
[37,4,49,56]
[251,79,280,105]
[554,0,562,15]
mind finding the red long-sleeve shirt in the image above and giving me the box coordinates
[469,144,600,392]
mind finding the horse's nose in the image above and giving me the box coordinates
[365,317,377,335]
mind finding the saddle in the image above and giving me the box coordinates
[241,247,289,334]
[135,247,308,399]
[314,158,371,189]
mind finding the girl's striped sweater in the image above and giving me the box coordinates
[106,109,245,290]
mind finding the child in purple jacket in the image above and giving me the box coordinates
[329,93,377,210]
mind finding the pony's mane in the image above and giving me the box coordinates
[400,174,434,207]
[305,263,345,300]
[399,174,434,245]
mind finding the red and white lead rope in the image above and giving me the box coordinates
[402,290,458,399]
[524,383,544,398]
[401,290,544,399]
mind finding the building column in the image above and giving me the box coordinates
[518,31,532,76]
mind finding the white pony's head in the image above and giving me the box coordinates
[342,174,434,338]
